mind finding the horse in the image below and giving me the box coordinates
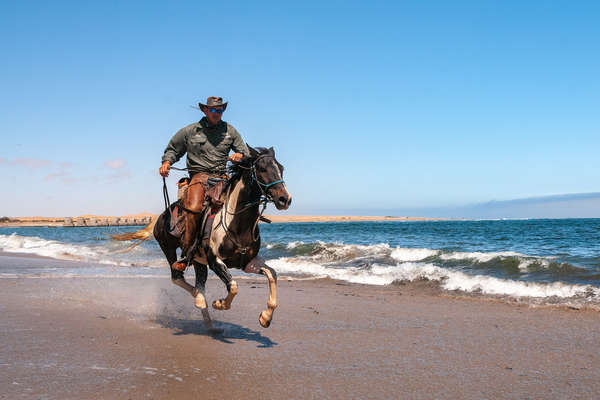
[111,146,291,331]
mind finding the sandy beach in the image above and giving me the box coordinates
[1,253,599,399]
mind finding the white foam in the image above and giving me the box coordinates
[390,247,439,262]
[440,250,526,262]
[438,250,556,272]
[306,242,392,262]
[267,258,394,285]
[0,233,166,268]
[268,241,438,263]
[0,233,97,259]
[441,271,595,298]
[266,258,600,299]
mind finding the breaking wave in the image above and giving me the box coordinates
[261,240,600,302]
[268,258,599,299]
[0,233,166,268]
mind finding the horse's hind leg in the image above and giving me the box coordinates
[192,262,215,330]
[244,257,277,328]
[158,241,196,296]
[154,216,198,300]
[208,255,238,311]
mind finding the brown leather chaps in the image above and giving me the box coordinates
[181,173,208,256]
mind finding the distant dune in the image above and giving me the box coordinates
[344,192,600,219]
[455,192,600,219]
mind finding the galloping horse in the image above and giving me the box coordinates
[112,146,291,330]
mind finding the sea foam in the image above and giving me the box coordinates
[0,233,166,268]
[266,257,600,300]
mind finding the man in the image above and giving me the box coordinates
[159,96,249,271]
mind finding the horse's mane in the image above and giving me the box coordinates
[227,147,271,182]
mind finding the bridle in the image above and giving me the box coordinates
[250,155,285,201]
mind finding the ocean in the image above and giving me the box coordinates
[2,219,600,306]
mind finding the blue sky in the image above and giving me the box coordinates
[1,1,599,217]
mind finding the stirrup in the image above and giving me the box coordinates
[172,257,188,272]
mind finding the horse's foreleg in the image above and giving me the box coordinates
[258,266,277,328]
[209,256,237,311]
[192,262,214,330]
[244,257,278,328]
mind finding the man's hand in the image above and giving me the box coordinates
[159,161,171,177]
[229,153,244,163]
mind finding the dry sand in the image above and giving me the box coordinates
[2,258,599,399]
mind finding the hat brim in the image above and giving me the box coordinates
[197,102,228,111]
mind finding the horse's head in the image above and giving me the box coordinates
[247,146,292,210]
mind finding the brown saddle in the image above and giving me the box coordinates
[168,176,227,241]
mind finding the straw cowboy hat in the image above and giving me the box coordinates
[197,96,228,111]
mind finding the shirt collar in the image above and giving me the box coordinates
[199,117,225,130]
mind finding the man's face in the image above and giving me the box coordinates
[202,106,224,125]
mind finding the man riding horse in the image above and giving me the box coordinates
[159,96,248,271]
[112,97,291,329]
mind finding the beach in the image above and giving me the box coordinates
[2,252,600,399]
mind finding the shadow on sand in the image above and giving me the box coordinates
[153,315,278,348]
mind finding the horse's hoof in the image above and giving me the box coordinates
[171,261,187,272]
[212,300,230,310]
[259,312,271,328]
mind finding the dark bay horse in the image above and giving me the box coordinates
[112,146,291,330]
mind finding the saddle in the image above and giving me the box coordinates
[168,177,228,264]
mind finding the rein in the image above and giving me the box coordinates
[162,177,171,214]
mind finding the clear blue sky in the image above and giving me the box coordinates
[1,1,598,216]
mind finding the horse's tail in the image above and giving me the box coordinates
[110,215,158,251]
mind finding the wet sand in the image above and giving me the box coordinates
[1,260,600,399]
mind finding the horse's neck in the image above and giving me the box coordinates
[225,174,258,216]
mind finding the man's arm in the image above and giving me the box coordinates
[229,127,249,160]
[160,127,187,176]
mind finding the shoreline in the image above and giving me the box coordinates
[2,269,600,399]
[0,215,448,227]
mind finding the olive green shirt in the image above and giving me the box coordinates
[162,117,249,175]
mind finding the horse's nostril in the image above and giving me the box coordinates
[278,196,287,205]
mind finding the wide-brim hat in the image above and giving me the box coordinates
[198,96,228,111]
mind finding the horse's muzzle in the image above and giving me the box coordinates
[275,194,292,210]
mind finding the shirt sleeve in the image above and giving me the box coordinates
[229,126,249,156]
[162,127,187,164]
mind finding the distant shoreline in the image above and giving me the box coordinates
[0,214,448,227]
[264,215,447,223]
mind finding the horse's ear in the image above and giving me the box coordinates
[248,145,259,158]
[268,147,275,156]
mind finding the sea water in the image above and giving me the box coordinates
[1,219,599,305]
